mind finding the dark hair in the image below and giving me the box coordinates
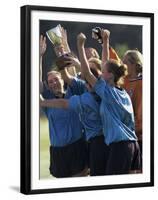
[106,59,128,86]
[90,67,101,78]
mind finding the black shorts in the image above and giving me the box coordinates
[49,138,88,178]
[105,140,142,175]
[89,135,109,176]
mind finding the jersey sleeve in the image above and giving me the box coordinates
[93,78,108,100]
[69,77,86,95]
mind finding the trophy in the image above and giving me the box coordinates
[46,24,74,71]
[46,25,62,46]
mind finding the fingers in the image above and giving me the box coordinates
[60,26,67,41]
[40,35,47,56]
[77,32,86,40]
[43,35,46,44]
[101,29,110,39]
[77,33,86,47]
[40,35,43,46]
[40,35,46,46]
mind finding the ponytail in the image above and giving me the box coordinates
[118,64,128,77]
[106,59,128,86]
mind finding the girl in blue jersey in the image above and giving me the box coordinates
[77,32,141,175]
[40,65,109,176]
[40,35,88,178]
[41,71,88,178]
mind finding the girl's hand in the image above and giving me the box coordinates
[77,33,86,47]
[40,35,47,56]
[101,29,110,41]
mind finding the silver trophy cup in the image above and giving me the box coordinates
[46,24,62,46]
[46,24,66,57]
[46,25,76,75]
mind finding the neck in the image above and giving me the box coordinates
[107,78,115,87]
[54,91,65,98]
[128,71,138,80]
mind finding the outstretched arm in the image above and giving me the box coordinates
[39,35,47,93]
[40,95,69,109]
[77,33,97,87]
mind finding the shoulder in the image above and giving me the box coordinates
[42,83,55,99]
[130,76,142,89]
[71,77,86,86]
[130,75,142,82]
[94,77,107,88]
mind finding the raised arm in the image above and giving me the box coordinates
[101,29,110,66]
[59,25,71,53]
[77,33,97,87]
[40,95,69,109]
[60,67,75,85]
[56,26,81,83]
[39,35,47,93]
[60,54,82,83]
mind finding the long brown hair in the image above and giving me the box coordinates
[106,59,128,86]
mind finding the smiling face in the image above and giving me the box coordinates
[47,72,64,95]
[122,55,135,77]
[122,50,143,78]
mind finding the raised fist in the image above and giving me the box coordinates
[77,33,86,46]
[101,29,110,40]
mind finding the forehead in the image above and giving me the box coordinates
[122,55,129,63]
[89,62,97,69]
[47,73,61,81]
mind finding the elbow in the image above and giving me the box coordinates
[58,99,69,109]
[82,67,91,78]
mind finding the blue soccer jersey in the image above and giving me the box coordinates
[69,92,103,141]
[42,79,85,147]
[94,78,137,145]
[68,77,87,95]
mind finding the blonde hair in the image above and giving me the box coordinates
[85,47,100,59]
[124,50,143,74]
[106,59,128,86]
[47,70,62,79]
[88,57,102,71]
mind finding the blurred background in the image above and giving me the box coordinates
[40,20,142,80]
[40,20,142,179]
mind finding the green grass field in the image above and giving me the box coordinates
[40,116,53,179]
